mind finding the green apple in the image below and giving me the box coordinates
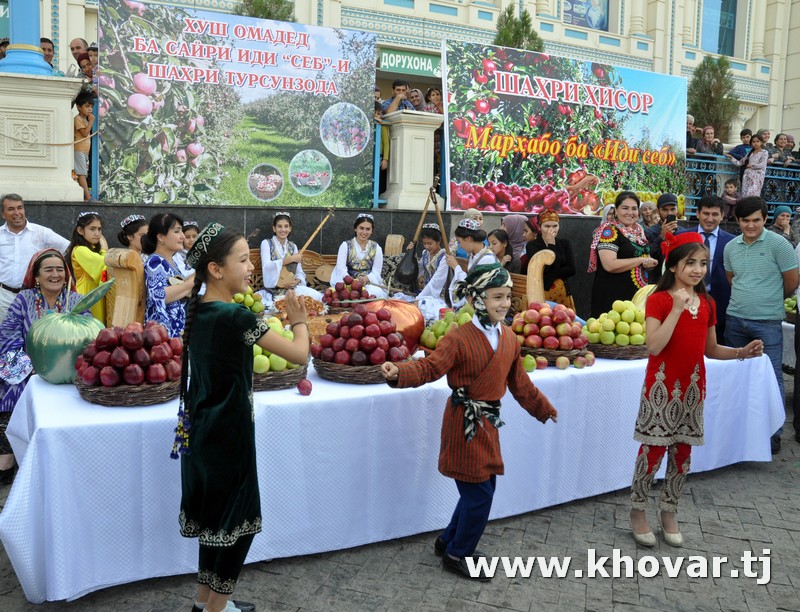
[588,332,601,344]
[252,292,263,302]
[615,333,630,346]
[446,322,459,334]
[459,303,475,317]
[599,331,615,345]
[629,322,644,336]
[253,345,262,357]
[432,320,447,337]
[250,301,265,314]
[283,330,294,341]
[601,318,616,332]
[246,285,254,295]
[267,316,282,327]
[585,317,597,328]
[233,293,245,304]
[443,311,456,324]
[629,334,645,345]
[269,354,288,372]
[243,295,255,308]
[616,321,630,335]
[457,312,472,326]
[286,361,300,369]
[621,309,635,323]
[634,310,645,324]
[253,354,270,374]
[522,354,536,372]
[612,300,626,313]
[268,323,283,334]
[588,320,601,334]
[607,310,621,324]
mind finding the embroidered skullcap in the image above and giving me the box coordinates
[453,263,512,328]
[537,208,559,225]
[458,218,480,231]
[355,213,374,222]
[186,222,224,269]
[182,220,200,230]
[120,214,145,229]
[661,231,703,261]
[78,211,100,219]
[273,211,291,218]
[422,223,440,231]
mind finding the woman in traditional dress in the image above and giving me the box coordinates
[259,212,322,303]
[331,213,388,299]
[523,209,576,307]
[143,213,194,338]
[589,191,659,317]
[66,211,106,322]
[450,209,486,258]
[0,249,85,483]
[398,223,450,320]
[447,218,497,308]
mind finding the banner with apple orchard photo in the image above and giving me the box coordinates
[99,0,376,207]
[443,41,687,215]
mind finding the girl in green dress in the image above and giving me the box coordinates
[171,223,309,612]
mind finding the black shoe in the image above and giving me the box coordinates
[442,554,492,581]
[771,435,781,454]
[434,536,486,558]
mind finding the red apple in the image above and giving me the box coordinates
[365,324,381,338]
[573,356,588,369]
[348,313,363,327]
[539,316,552,328]
[523,323,539,337]
[539,325,556,338]
[543,336,560,350]
[169,337,183,357]
[100,365,121,387]
[123,364,145,385]
[376,336,389,352]
[351,351,368,366]
[132,347,151,368]
[364,312,379,327]
[93,350,112,369]
[386,332,402,348]
[351,279,363,292]
[332,337,346,352]
[110,347,131,369]
[143,328,161,349]
[326,322,340,337]
[369,347,386,365]
[320,347,335,362]
[121,330,144,351]
[539,307,553,319]
[570,323,583,338]
[345,338,360,353]
[555,356,570,370]
[376,308,391,321]
[558,336,574,350]
[535,356,549,370]
[82,341,98,361]
[378,320,394,336]
[310,343,323,359]
[388,346,405,362]
[297,379,312,395]
[350,290,361,300]
[147,363,167,384]
[584,351,596,366]
[339,314,351,327]
[553,309,570,325]
[353,303,369,317]
[350,325,365,339]
[81,365,100,386]
[150,344,171,364]
[528,301,545,311]
[512,317,525,334]
[339,325,351,340]
[360,336,377,352]
[319,334,335,348]
[523,309,540,324]
[95,328,119,351]
[555,323,572,337]
[334,350,351,365]
[124,322,144,334]
[525,335,543,348]
[566,308,576,321]
[75,355,85,372]
[344,275,354,285]
[572,335,588,349]
[335,282,345,292]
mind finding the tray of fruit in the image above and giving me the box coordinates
[233,286,266,314]
[310,303,413,384]
[583,301,649,360]
[274,295,327,318]
[511,302,589,363]
[252,318,309,391]
[419,304,475,353]
[321,275,375,311]
[785,296,797,324]
[74,322,182,406]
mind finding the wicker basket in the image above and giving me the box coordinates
[520,346,587,364]
[75,377,180,407]
[786,311,796,325]
[312,358,386,384]
[587,343,649,360]
[253,363,308,392]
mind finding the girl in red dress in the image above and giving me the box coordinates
[630,233,763,548]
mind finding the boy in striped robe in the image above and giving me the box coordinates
[382,263,557,581]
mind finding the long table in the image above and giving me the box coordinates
[0,356,784,603]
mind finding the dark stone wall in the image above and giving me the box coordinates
[26,201,607,316]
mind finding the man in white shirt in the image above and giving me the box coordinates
[0,194,70,321]
[65,38,88,78]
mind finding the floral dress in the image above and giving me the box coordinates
[729,149,768,197]
[589,224,650,317]
[145,253,186,338]
[635,291,715,446]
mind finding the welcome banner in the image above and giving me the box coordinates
[443,41,687,214]
[99,0,376,207]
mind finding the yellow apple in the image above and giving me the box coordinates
[601,318,616,332]
[269,354,288,372]
[253,354,270,374]
[616,321,630,335]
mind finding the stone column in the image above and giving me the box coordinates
[682,0,696,44]
[0,0,52,76]
[629,0,646,36]
[750,2,766,59]
[0,74,86,200]
[381,110,443,210]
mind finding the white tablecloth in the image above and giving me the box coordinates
[782,321,795,368]
[0,356,784,603]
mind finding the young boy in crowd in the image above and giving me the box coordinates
[73,92,95,202]
[88,45,98,68]
[728,129,753,160]
[721,178,740,221]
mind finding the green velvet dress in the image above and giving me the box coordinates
[179,301,270,548]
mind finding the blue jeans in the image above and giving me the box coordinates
[441,476,496,558]
[726,315,785,436]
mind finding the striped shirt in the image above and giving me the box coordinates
[724,229,798,320]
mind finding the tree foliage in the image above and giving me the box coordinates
[235,0,295,22]
[494,6,544,52]
[687,56,738,142]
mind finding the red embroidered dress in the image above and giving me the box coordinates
[634,291,716,447]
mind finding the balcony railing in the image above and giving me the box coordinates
[685,153,800,218]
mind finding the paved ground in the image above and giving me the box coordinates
[0,377,798,612]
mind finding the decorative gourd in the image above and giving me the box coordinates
[26,280,114,384]
[631,284,656,310]
[364,299,425,353]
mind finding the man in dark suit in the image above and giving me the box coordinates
[694,195,735,342]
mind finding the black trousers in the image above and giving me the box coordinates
[197,533,255,595]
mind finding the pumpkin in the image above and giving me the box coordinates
[365,299,425,353]
[26,280,114,384]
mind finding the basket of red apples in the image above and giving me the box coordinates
[74,321,182,406]
[511,302,588,365]
[310,303,412,384]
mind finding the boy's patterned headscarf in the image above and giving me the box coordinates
[453,263,512,328]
